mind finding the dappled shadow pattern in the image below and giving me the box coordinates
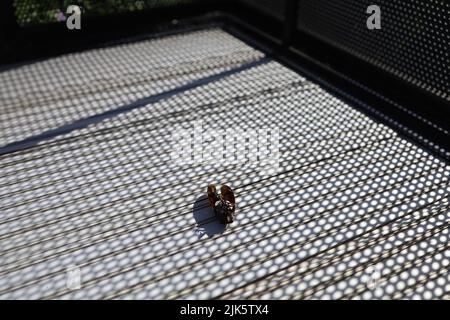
[0,28,449,300]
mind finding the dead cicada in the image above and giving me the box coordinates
[207,184,236,224]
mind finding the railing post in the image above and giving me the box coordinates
[283,0,299,48]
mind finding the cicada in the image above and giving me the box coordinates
[207,184,236,224]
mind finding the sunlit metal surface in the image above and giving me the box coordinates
[0,28,448,299]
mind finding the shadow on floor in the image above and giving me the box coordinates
[193,195,227,239]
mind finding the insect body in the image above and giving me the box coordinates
[207,184,236,224]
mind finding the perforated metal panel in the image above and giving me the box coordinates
[0,28,449,300]
[297,0,450,101]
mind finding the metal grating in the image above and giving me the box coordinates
[0,29,263,147]
[0,28,449,299]
[297,0,450,101]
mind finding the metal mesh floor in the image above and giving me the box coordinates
[0,28,449,300]
[298,0,450,101]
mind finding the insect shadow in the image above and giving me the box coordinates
[193,195,227,239]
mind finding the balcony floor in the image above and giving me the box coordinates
[0,28,449,299]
